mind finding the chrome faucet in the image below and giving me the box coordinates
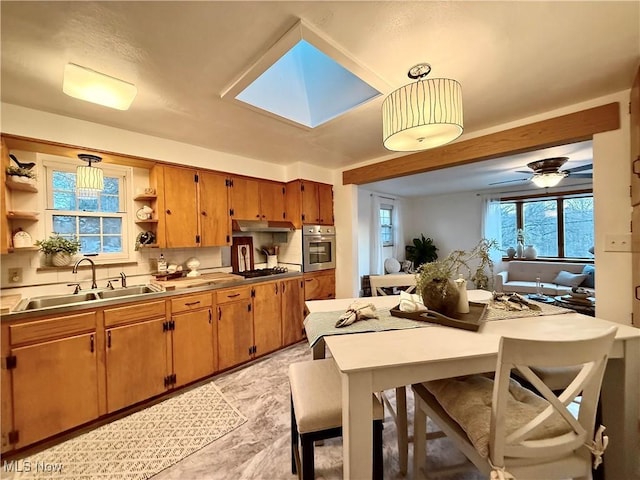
[119,272,127,288]
[72,257,97,289]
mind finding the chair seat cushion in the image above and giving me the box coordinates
[424,375,572,458]
[289,358,384,434]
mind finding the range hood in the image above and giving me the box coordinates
[232,219,296,233]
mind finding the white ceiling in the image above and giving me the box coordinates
[1,1,638,194]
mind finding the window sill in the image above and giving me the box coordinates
[36,261,138,272]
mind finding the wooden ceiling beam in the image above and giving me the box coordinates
[342,102,620,185]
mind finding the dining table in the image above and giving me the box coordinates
[304,292,640,480]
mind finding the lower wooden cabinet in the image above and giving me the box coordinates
[216,286,253,370]
[105,318,169,413]
[252,281,283,356]
[303,269,336,300]
[7,311,99,449]
[281,277,305,345]
[171,293,216,387]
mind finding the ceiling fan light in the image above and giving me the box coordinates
[531,171,567,188]
[382,73,463,152]
[63,63,137,110]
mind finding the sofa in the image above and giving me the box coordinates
[495,261,595,296]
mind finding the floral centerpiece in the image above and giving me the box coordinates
[416,238,497,315]
[35,233,81,266]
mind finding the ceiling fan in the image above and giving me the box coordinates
[490,157,593,188]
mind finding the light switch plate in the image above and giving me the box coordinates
[604,233,632,252]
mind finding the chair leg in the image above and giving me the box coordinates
[291,396,299,475]
[301,434,315,480]
[396,386,409,475]
[373,420,384,480]
[413,397,427,479]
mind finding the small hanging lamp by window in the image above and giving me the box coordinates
[382,63,463,152]
[76,154,104,198]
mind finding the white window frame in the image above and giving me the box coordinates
[43,159,132,263]
[380,203,394,247]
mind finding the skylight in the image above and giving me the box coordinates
[222,20,387,129]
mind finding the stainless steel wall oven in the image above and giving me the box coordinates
[302,225,336,272]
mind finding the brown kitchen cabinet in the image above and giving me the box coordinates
[103,301,169,413]
[285,179,334,227]
[281,277,306,346]
[230,176,285,221]
[216,286,254,370]
[1,137,10,254]
[252,281,283,356]
[303,269,336,301]
[6,311,99,449]
[170,292,216,387]
[154,165,230,248]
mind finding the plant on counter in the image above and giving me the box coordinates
[416,238,497,315]
[6,165,37,179]
[36,233,82,267]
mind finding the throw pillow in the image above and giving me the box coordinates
[553,270,588,288]
[581,265,595,288]
[384,257,401,274]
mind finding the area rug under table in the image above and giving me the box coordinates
[6,382,247,479]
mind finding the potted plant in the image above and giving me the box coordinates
[6,165,37,185]
[35,233,81,266]
[416,238,497,315]
[405,234,439,270]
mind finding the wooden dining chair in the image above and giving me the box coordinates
[412,326,617,480]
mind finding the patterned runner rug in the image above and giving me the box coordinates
[5,382,246,479]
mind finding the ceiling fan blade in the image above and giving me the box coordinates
[565,163,593,173]
[569,173,592,179]
[515,170,531,174]
[489,178,529,186]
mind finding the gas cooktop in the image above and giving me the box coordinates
[236,267,289,278]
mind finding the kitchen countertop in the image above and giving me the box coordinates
[1,271,303,322]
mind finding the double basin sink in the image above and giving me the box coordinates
[16,285,158,312]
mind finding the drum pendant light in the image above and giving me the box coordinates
[382,63,463,152]
[76,154,104,198]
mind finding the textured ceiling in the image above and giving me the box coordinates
[1,1,638,191]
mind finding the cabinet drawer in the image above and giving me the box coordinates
[104,300,166,327]
[171,292,212,313]
[10,311,97,346]
[216,286,251,304]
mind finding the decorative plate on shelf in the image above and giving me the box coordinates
[13,229,33,248]
[136,206,153,221]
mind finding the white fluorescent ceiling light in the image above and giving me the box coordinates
[63,63,137,110]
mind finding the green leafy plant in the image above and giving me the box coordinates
[35,233,81,255]
[405,234,438,268]
[6,165,36,179]
[416,238,498,292]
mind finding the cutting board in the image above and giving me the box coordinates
[1,294,22,314]
[151,272,244,291]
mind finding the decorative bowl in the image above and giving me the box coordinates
[570,287,590,299]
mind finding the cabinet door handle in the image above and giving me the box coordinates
[201,211,207,216]
[90,334,94,353]
[636,285,640,300]
[282,283,286,293]
[275,284,278,294]
[227,293,240,298]
[218,307,222,321]
[256,214,260,218]
[305,279,313,283]
[185,301,201,306]
[209,309,212,324]
[166,209,172,215]
[634,156,640,177]
[107,331,112,348]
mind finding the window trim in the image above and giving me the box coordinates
[43,158,132,263]
[500,189,594,261]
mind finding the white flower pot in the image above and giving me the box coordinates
[51,252,72,267]
[523,245,538,260]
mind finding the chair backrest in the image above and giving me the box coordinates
[369,273,417,296]
[489,326,617,467]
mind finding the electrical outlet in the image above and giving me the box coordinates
[604,233,632,252]
[8,268,22,283]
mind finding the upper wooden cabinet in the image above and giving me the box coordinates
[285,179,334,227]
[154,165,231,248]
[229,176,285,221]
